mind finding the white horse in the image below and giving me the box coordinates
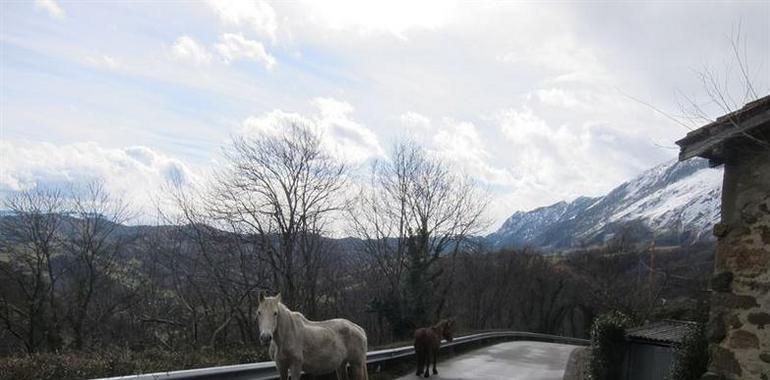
[257,293,369,380]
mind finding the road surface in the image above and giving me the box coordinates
[395,341,579,380]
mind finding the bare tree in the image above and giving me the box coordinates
[349,141,488,336]
[161,179,266,348]
[0,188,65,352]
[678,24,765,127]
[450,248,578,335]
[208,124,348,316]
[629,23,769,148]
[60,182,132,349]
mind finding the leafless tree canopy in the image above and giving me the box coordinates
[208,124,348,315]
[349,142,489,337]
[0,183,134,352]
[0,188,65,353]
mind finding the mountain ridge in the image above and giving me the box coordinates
[487,158,722,251]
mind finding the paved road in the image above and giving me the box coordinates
[395,341,579,380]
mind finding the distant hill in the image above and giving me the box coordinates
[2,157,723,255]
[487,158,722,251]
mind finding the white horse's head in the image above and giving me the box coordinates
[257,292,281,345]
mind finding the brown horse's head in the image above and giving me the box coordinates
[438,318,455,342]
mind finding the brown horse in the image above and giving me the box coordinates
[413,319,455,377]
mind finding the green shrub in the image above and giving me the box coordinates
[588,311,633,380]
[667,323,708,380]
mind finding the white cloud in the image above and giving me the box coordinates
[215,33,276,69]
[534,88,582,109]
[172,36,213,65]
[0,141,197,220]
[240,110,298,137]
[171,33,277,69]
[433,119,514,185]
[494,16,611,87]
[498,106,550,141]
[85,55,120,70]
[206,0,277,42]
[312,97,384,162]
[399,112,432,131]
[398,112,513,186]
[498,44,606,85]
[9,1,768,232]
[241,98,384,165]
[34,0,65,19]
[492,103,658,209]
[296,0,457,38]
[496,106,592,179]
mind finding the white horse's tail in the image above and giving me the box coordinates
[361,333,369,380]
[354,323,369,380]
[361,352,369,380]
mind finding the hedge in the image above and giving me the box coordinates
[588,311,633,380]
[0,347,268,380]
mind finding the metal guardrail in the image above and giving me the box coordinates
[96,331,589,380]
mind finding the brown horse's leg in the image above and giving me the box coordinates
[423,349,430,378]
[415,346,423,376]
[432,349,438,374]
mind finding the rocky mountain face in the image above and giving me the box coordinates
[487,158,723,251]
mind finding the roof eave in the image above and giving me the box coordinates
[676,108,770,164]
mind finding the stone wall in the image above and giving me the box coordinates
[705,146,770,379]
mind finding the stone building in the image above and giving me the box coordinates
[676,95,770,379]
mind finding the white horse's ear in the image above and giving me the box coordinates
[275,293,281,302]
[258,291,265,303]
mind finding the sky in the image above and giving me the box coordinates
[1,0,768,232]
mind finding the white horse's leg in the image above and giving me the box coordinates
[289,362,303,380]
[346,362,367,380]
[336,363,350,380]
[344,350,368,380]
[359,354,370,380]
[277,362,289,380]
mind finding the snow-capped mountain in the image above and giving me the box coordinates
[487,158,723,251]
